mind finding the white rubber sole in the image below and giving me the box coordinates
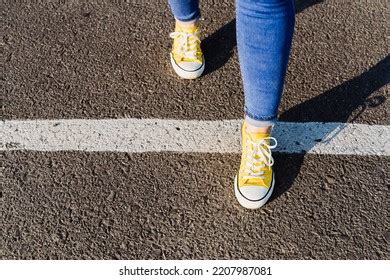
[234,174,275,209]
[170,54,205,79]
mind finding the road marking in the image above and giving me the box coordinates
[1,118,389,156]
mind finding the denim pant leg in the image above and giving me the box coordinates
[237,0,295,126]
[168,0,200,22]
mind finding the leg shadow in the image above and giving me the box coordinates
[202,19,236,75]
[202,0,324,75]
[295,0,324,13]
[270,56,389,201]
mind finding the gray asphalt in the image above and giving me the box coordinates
[2,0,389,123]
[2,152,388,259]
[1,0,389,259]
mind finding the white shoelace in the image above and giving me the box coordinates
[169,31,200,60]
[243,137,277,180]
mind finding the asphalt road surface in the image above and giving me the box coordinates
[2,0,389,259]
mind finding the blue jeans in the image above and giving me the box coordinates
[169,0,295,126]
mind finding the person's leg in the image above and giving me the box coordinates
[235,0,295,209]
[237,0,295,131]
[168,0,205,79]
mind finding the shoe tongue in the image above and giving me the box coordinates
[248,131,270,141]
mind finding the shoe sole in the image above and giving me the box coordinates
[170,53,205,79]
[234,174,275,209]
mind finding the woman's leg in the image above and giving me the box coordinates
[168,0,204,79]
[235,0,295,209]
[237,0,295,129]
[168,0,200,22]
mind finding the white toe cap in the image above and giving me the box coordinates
[170,54,205,79]
[238,185,271,202]
[234,175,275,209]
[175,61,204,72]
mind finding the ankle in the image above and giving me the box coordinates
[246,122,272,134]
[245,115,275,134]
[175,18,199,28]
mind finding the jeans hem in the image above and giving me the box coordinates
[245,109,277,127]
[174,12,201,23]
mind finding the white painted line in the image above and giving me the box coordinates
[1,118,389,156]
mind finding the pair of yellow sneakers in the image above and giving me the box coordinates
[170,22,277,209]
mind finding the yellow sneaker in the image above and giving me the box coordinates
[234,122,277,209]
[169,22,205,79]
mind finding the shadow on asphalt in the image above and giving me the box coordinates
[201,0,388,202]
[271,55,389,202]
[202,0,324,75]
